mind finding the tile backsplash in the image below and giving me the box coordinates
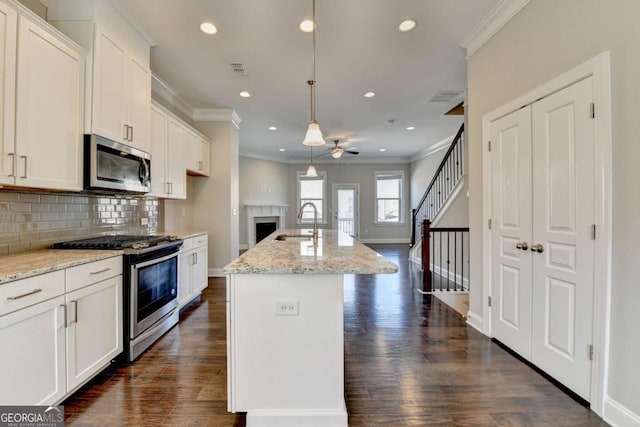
[0,190,164,255]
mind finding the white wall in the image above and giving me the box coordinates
[239,156,290,246]
[467,0,640,419]
[287,162,411,243]
[410,148,449,209]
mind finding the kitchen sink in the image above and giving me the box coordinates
[274,234,314,241]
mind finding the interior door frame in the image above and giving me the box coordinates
[480,52,612,415]
[331,183,360,239]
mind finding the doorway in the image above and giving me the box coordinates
[332,184,359,238]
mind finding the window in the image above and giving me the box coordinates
[297,171,326,224]
[375,171,403,224]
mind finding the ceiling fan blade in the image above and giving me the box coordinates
[345,150,359,155]
[314,151,331,158]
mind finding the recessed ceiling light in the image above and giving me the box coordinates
[299,19,314,33]
[239,91,251,98]
[406,126,416,130]
[279,148,286,152]
[200,22,218,35]
[364,92,376,98]
[379,148,387,152]
[269,126,277,131]
[398,19,417,32]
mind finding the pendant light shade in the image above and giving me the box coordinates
[303,122,324,146]
[302,0,325,147]
[305,163,318,177]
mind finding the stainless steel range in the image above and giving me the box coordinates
[53,235,183,361]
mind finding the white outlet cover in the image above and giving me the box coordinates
[275,300,299,316]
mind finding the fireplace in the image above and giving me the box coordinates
[246,205,288,248]
[255,217,279,244]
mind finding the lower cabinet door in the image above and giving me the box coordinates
[178,252,193,308]
[0,296,66,405]
[192,246,208,294]
[66,277,123,392]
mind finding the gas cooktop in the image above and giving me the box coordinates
[52,235,180,250]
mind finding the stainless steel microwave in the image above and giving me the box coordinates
[84,134,151,193]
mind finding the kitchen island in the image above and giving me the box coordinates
[224,229,397,427]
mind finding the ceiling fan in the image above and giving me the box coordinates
[319,139,360,159]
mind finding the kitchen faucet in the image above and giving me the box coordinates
[298,202,318,241]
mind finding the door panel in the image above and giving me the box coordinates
[332,184,359,238]
[490,106,533,359]
[0,3,16,185]
[531,77,594,400]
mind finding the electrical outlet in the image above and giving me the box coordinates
[275,300,299,316]
[141,218,149,225]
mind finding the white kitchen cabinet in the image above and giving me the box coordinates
[0,1,16,186]
[91,27,150,152]
[0,270,66,405]
[179,234,209,308]
[66,275,122,392]
[0,1,83,191]
[149,102,186,199]
[0,256,123,405]
[186,129,211,177]
[166,117,187,199]
[47,0,151,152]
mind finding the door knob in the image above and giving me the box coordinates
[530,244,544,253]
[515,242,529,250]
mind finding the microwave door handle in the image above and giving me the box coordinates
[139,159,150,186]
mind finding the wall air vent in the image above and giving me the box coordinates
[229,62,247,75]
[428,90,464,103]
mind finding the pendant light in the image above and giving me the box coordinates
[302,0,325,147]
[305,147,318,177]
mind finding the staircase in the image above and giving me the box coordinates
[410,124,469,315]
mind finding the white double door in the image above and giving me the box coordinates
[490,77,595,400]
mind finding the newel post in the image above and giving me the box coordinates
[422,219,432,293]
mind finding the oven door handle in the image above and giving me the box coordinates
[131,249,180,269]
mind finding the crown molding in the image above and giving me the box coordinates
[460,0,530,59]
[151,74,195,120]
[193,109,242,127]
[410,133,456,163]
[110,0,156,47]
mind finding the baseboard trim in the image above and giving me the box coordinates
[208,268,225,277]
[360,238,411,244]
[466,310,484,333]
[604,396,640,427]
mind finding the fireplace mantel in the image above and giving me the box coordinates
[246,205,288,248]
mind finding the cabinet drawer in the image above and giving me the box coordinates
[181,237,193,252]
[193,234,208,248]
[0,270,65,317]
[66,256,122,293]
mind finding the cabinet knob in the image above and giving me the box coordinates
[515,242,529,250]
[530,244,544,253]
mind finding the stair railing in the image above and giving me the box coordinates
[410,124,465,246]
[421,219,470,293]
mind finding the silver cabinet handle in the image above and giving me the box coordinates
[198,161,203,171]
[123,124,129,140]
[130,126,134,142]
[193,252,197,265]
[60,304,67,328]
[515,242,529,250]
[7,288,42,300]
[530,244,544,253]
[90,268,111,275]
[19,155,27,178]
[7,153,14,177]
[68,300,78,325]
[169,182,173,194]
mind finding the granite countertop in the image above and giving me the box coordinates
[0,250,123,285]
[224,229,398,275]
[159,230,208,239]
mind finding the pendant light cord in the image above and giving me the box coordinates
[311,0,317,122]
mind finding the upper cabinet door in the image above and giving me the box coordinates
[166,117,186,199]
[149,103,168,197]
[15,15,83,191]
[92,30,126,143]
[0,2,16,186]
[126,57,150,152]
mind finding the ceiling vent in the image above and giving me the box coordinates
[229,62,247,75]
[428,90,464,103]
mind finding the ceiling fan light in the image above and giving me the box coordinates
[305,163,318,177]
[302,122,325,146]
[331,149,343,159]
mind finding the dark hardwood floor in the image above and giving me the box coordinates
[63,244,607,426]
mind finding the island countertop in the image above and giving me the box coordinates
[224,229,398,274]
